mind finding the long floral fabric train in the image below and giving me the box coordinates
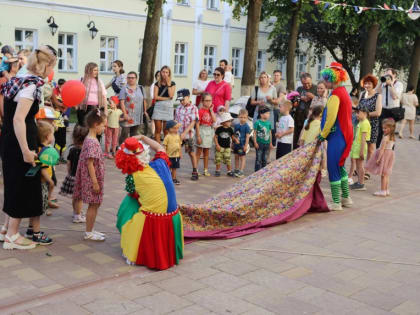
[180,142,329,239]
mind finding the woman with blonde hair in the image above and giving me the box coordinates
[192,69,209,106]
[152,65,176,143]
[0,45,57,249]
[77,62,107,126]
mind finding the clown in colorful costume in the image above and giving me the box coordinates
[115,136,184,270]
[319,62,354,211]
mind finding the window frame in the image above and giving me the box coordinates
[256,50,265,76]
[99,36,118,74]
[316,55,326,81]
[203,45,217,76]
[295,53,307,80]
[231,48,243,78]
[177,0,190,5]
[207,0,219,10]
[174,42,188,76]
[57,33,77,73]
[14,28,38,52]
[276,57,286,78]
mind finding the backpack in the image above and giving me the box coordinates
[246,86,259,118]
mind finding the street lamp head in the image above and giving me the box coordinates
[87,21,98,39]
[47,16,58,36]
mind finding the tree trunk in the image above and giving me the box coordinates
[139,0,163,103]
[240,0,263,96]
[286,1,301,91]
[408,35,420,90]
[359,23,379,81]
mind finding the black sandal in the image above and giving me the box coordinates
[33,232,53,246]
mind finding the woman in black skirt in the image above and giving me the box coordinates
[0,45,56,249]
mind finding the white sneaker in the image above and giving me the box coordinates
[329,203,343,211]
[342,197,353,207]
[348,178,354,185]
[84,232,105,242]
[93,230,106,238]
[72,215,86,223]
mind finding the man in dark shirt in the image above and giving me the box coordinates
[293,73,317,149]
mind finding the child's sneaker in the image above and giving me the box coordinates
[173,178,181,185]
[191,171,199,181]
[235,170,244,178]
[215,171,221,177]
[227,171,235,177]
[203,169,211,177]
[32,232,53,246]
[373,191,387,197]
[350,182,366,191]
[73,214,86,223]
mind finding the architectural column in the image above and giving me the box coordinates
[159,2,173,68]
[192,0,204,80]
[221,2,232,61]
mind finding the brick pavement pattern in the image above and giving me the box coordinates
[1,126,420,314]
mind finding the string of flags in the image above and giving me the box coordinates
[290,0,420,20]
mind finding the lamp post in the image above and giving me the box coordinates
[47,16,58,36]
[87,21,98,39]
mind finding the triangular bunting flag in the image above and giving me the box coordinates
[324,2,330,9]
[314,0,320,4]
[384,3,391,9]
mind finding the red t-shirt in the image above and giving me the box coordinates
[204,80,232,113]
[199,108,213,126]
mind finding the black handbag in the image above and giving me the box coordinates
[246,86,259,118]
[389,105,405,122]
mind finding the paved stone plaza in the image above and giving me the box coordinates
[1,126,420,314]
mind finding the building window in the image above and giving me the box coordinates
[207,0,219,10]
[231,48,243,77]
[178,0,189,5]
[316,55,326,81]
[296,54,307,80]
[204,45,216,75]
[15,29,37,51]
[277,58,286,78]
[138,38,143,73]
[174,42,187,76]
[57,33,76,72]
[256,50,265,75]
[100,36,118,73]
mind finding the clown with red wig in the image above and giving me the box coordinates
[115,136,183,270]
[319,62,354,211]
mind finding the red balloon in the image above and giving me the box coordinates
[47,70,54,82]
[61,80,86,108]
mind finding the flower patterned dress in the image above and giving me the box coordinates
[73,137,105,205]
[359,92,379,144]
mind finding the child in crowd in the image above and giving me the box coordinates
[348,96,360,185]
[25,121,54,245]
[60,125,89,223]
[350,105,371,191]
[175,88,199,181]
[0,45,15,79]
[214,112,235,177]
[365,118,396,197]
[52,78,68,163]
[163,120,182,185]
[254,106,273,171]
[300,105,323,145]
[196,92,216,176]
[275,100,294,159]
[105,96,123,159]
[233,109,251,177]
[214,106,226,128]
[17,49,30,77]
[73,110,107,241]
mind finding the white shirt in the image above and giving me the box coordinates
[192,79,209,92]
[224,71,234,87]
[381,81,403,109]
[276,114,294,144]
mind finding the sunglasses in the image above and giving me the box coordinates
[127,77,137,79]
[213,73,221,77]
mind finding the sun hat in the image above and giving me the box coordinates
[220,112,233,123]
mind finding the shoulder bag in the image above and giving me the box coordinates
[246,86,259,118]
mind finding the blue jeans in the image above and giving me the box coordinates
[255,142,270,172]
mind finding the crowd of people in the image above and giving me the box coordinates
[0,42,418,253]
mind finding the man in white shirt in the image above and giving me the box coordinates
[219,59,234,88]
[376,68,404,147]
